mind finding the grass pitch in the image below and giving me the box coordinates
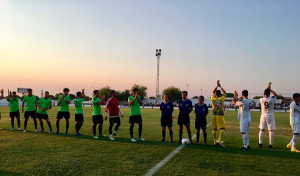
[0,106,299,176]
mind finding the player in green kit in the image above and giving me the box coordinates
[7,91,21,131]
[128,88,144,142]
[74,89,86,136]
[56,88,71,135]
[37,91,53,133]
[92,90,106,139]
[22,89,38,133]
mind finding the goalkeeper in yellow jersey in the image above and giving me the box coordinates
[211,80,227,147]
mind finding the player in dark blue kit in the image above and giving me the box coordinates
[160,94,174,142]
[195,96,209,145]
[178,91,193,144]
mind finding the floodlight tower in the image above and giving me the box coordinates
[155,49,161,103]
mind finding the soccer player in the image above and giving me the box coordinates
[259,82,277,148]
[7,91,21,131]
[36,91,52,133]
[92,90,106,139]
[105,90,123,141]
[74,89,86,136]
[178,91,193,144]
[22,89,38,133]
[128,88,144,142]
[287,93,300,152]
[194,95,208,145]
[0,89,3,120]
[211,80,227,147]
[160,94,174,142]
[56,88,71,135]
[232,90,251,150]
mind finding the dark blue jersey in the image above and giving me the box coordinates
[195,103,208,118]
[178,99,193,115]
[160,101,174,116]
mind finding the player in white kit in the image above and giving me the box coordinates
[259,82,277,148]
[287,93,300,152]
[232,90,251,150]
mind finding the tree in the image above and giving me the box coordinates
[276,94,284,99]
[117,89,131,101]
[130,84,147,100]
[48,95,55,100]
[149,96,156,99]
[54,93,63,100]
[163,86,182,103]
[69,94,76,100]
[192,96,199,99]
[99,86,112,101]
[253,96,262,99]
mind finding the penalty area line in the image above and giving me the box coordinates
[144,121,212,176]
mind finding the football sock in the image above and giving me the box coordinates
[24,118,28,130]
[289,139,293,146]
[242,134,247,148]
[269,131,274,145]
[188,130,192,142]
[246,134,249,146]
[203,133,207,144]
[47,122,52,131]
[33,119,37,129]
[196,132,200,143]
[40,121,44,130]
[11,118,14,128]
[162,130,166,139]
[259,131,264,144]
[109,122,113,134]
[138,124,143,138]
[179,129,183,140]
[169,130,173,141]
[66,122,69,133]
[17,118,20,128]
[78,123,83,132]
[212,131,217,144]
[93,125,96,136]
[218,130,225,142]
[75,123,79,133]
[98,125,102,135]
[115,122,120,132]
[292,134,299,150]
[56,121,60,132]
[130,125,134,138]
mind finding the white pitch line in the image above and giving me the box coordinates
[145,122,212,176]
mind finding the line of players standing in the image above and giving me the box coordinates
[0,80,299,152]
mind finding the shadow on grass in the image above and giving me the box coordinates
[0,170,22,176]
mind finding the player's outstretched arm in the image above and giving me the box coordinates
[219,81,227,95]
[6,91,11,101]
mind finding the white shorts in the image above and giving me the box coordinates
[292,123,300,134]
[259,115,276,131]
[240,120,250,133]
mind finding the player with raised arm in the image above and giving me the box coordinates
[160,94,174,142]
[128,88,144,142]
[36,91,52,133]
[194,96,208,145]
[7,91,21,131]
[105,90,123,141]
[74,89,86,136]
[56,88,71,135]
[211,80,227,147]
[22,89,38,133]
[259,82,277,148]
[177,91,193,144]
[286,93,300,152]
[232,90,252,150]
[92,90,106,139]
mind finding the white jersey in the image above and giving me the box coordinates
[260,96,276,116]
[290,101,300,125]
[235,99,251,122]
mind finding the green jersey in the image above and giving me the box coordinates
[23,95,37,112]
[74,98,85,114]
[128,95,141,116]
[37,97,52,114]
[92,97,102,115]
[8,97,20,112]
[58,95,70,112]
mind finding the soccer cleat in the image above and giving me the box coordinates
[161,139,166,142]
[109,135,115,141]
[269,145,272,148]
[64,132,68,135]
[98,134,106,138]
[241,147,248,151]
[190,140,194,144]
[139,137,145,141]
[287,144,292,149]
[23,130,27,133]
[259,144,263,148]
[214,143,220,147]
[93,136,98,139]
[291,148,300,153]
[75,132,81,136]
[219,141,225,148]
[112,131,118,138]
[247,145,251,149]
[49,131,53,134]
[56,131,59,135]
[131,138,136,142]
[18,127,22,131]
[177,139,182,144]
[10,128,15,131]
[34,129,38,133]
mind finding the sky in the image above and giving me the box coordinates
[0,0,299,98]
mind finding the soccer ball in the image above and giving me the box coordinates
[182,138,189,144]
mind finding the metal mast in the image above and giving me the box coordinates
[155,49,161,103]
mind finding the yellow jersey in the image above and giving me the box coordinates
[211,95,226,115]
